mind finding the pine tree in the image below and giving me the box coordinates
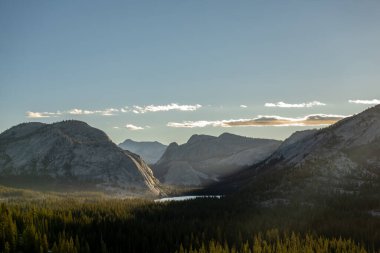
[83,241,91,253]
[75,235,80,253]
[4,242,10,253]
[41,234,49,253]
[100,238,108,253]
[51,242,58,253]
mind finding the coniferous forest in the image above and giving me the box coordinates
[0,187,379,253]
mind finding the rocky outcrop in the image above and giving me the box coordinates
[153,133,281,186]
[0,120,161,196]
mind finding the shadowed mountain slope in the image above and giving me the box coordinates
[153,133,281,186]
[205,105,380,202]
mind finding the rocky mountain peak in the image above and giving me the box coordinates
[119,139,134,145]
[167,142,179,149]
[0,121,161,196]
[187,134,216,145]
[50,120,111,143]
[218,132,239,139]
[226,104,380,201]
[153,133,281,186]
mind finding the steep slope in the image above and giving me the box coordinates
[0,120,161,196]
[218,105,380,201]
[153,133,281,186]
[118,139,167,164]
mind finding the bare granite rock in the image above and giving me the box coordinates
[0,120,161,196]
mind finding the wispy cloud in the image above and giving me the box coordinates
[26,103,201,118]
[167,114,347,128]
[348,99,380,105]
[125,124,144,130]
[168,121,220,128]
[131,103,201,114]
[67,109,95,115]
[27,108,119,118]
[68,108,119,116]
[265,101,326,108]
[26,111,61,118]
[120,107,129,113]
[240,105,248,108]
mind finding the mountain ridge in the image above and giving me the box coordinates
[118,139,167,164]
[205,105,380,201]
[0,120,161,196]
[153,133,282,186]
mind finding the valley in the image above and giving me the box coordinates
[2,1,380,252]
[0,184,379,253]
[0,105,379,252]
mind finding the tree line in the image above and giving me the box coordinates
[0,191,379,253]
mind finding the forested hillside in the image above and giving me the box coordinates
[0,187,379,253]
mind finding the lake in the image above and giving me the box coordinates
[154,195,223,202]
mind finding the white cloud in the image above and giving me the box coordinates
[167,120,222,128]
[120,107,129,113]
[240,105,248,108]
[26,111,61,118]
[167,114,348,128]
[67,108,119,116]
[26,108,121,118]
[132,103,202,114]
[68,109,95,115]
[125,124,144,130]
[265,101,326,108]
[101,108,119,116]
[26,103,201,118]
[348,99,380,105]
[26,112,50,118]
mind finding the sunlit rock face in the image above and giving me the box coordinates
[235,104,380,200]
[0,120,161,196]
[153,133,281,186]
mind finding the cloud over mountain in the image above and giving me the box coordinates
[131,103,201,114]
[167,114,347,128]
[349,99,380,105]
[27,108,119,118]
[265,101,326,108]
[125,124,144,130]
[67,108,119,116]
[26,103,202,118]
[26,111,61,118]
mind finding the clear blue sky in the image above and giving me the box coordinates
[1,1,379,144]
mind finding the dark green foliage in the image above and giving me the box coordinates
[176,230,370,253]
[0,191,379,253]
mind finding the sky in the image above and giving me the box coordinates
[1,1,380,144]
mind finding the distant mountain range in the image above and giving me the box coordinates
[0,120,161,196]
[208,105,380,203]
[118,139,167,164]
[1,105,379,200]
[153,133,281,186]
